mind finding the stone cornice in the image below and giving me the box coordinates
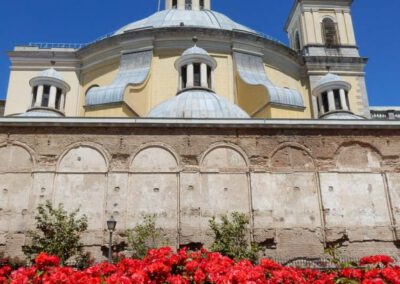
[0,117,399,130]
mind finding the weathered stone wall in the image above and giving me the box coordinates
[0,122,399,260]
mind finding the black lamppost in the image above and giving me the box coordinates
[107,216,117,263]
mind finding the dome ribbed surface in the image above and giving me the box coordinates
[316,73,344,87]
[147,89,250,119]
[114,9,256,35]
[182,46,208,56]
[38,68,64,81]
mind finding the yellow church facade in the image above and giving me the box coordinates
[2,0,400,260]
[4,0,370,120]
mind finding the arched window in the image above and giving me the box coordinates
[321,91,329,113]
[200,0,205,9]
[172,0,177,8]
[193,63,201,87]
[31,86,38,107]
[181,66,187,89]
[294,31,301,52]
[185,0,192,10]
[322,18,339,47]
[42,85,50,107]
[55,88,63,110]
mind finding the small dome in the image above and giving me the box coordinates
[147,89,250,119]
[17,109,63,117]
[182,45,208,56]
[38,68,64,81]
[312,73,351,96]
[114,9,257,35]
[316,73,344,86]
[321,111,364,120]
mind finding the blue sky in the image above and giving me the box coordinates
[0,0,399,106]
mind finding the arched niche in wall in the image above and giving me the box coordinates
[0,143,34,234]
[128,145,179,247]
[269,144,315,172]
[198,144,250,217]
[54,144,109,231]
[336,143,382,172]
[320,142,391,242]
[252,144,322,249]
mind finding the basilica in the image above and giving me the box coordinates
[0,0,400,260]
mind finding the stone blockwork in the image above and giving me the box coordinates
[0,120,399,260]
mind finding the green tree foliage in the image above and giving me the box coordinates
[126,214,162,259]
[209,212,260,262]
[22,201,88,265]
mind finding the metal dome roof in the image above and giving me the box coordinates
[182,45,208,56]
[114,9,257,35]
[38,68,64,81]
[316,73,344,86]
[147,89,250,119]
[17,109,63,117]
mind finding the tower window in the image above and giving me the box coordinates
[32,86,38,107]
[322,18,339,47]
[334,89,342,110]
[345,91,350,110]
[193,63,201,87]
[172,0,177,9]
[42,85,50,107]
[321,91,329,113]
[55,88,62,110]
[200,0,205,9]
[294,31,301,52]
[185,0,192,10]
[316,96,321,114]
[181,66,187,89]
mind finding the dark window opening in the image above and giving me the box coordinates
[322,18,339,47]
[181,66,187,89]
[294,31,301,52]
[32,86,38,107]
[200,0,205,9]
[193,63,201,87]
[334,89,342,110]
[42,85,50,107]
[316,96,320,114]
[345,91,350,110]
[321,92,329,113]
[55,88,62,110]
[185,0,192,10]
[172,0,177,8]
[207,66,212,88]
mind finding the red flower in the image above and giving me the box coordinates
[360,255,394,266]
[35,253,60,270]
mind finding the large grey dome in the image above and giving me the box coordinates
[147,89,250,119]
[114,9,257,35]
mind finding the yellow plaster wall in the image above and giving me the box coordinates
[265,65,312,119]
[84,104,134,117]
[235,61,311,119]
[340,75,368,117]
[81,59,120,116]
[149,51,179,109]
[149,51,234,111]
[5,70,80,117]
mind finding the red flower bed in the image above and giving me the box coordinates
[0,248,399,284]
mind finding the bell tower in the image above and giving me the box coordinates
[165,0,211,10]
[285,0,357,56]
[285,0,370,119]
